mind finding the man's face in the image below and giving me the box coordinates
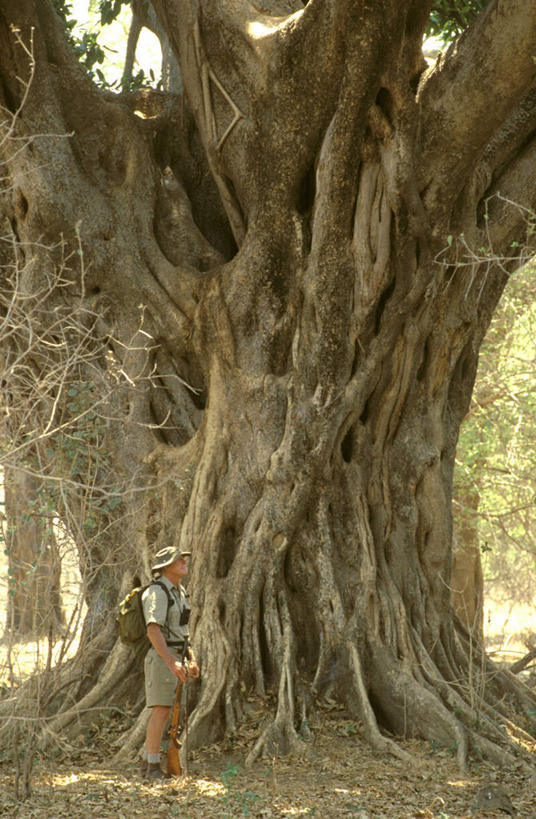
[168,555,188,581]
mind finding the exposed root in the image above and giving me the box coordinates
[179,614,231,750]
[245,587,305,767]
[113,706,150,762]
[0,622,115,725]
[369,639,469,770]
[246,707,304,767]
[36,643,135,750]
[469,732,530,771]
[346,641,413,765]
[311,497,411,764]
[510,646,536,675]
[455,621,536,714]
[410,628,536,768]
[224,664,241,737]
[246,634,302,766]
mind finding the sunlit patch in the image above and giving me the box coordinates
[247,21,278,39]
[246,10,303,40]
[193,778,225,797]
[49,773,84,786]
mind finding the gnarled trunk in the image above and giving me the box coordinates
[0,0,535,773]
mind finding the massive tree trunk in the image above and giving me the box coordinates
[1,0,536,770]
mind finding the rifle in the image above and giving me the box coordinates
[166,640,189,777]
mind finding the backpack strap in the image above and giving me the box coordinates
[151,579,173,607]
[148,580,173,616]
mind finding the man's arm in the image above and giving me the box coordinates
[147,622,187,682]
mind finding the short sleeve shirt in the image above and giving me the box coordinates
[141,575,190,654]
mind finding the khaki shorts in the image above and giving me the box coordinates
[144,649,179,707]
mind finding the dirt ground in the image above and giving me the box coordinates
[1,696,535,819]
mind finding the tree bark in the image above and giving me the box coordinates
[0,0,535,771]
[451,485,484,641]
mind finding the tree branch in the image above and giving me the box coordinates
[418,0,536,217]
[485,136,536,257]
[152,0,409,241]
[509,646,536,675]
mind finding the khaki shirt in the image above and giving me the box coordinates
[141,575,190,656]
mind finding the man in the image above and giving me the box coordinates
[140,546,200,781]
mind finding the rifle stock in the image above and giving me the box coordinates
[166,677,184,777]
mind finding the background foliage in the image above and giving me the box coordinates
[455,258,536,605]
[427,0,489,41]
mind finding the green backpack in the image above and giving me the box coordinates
[116,580,172,653]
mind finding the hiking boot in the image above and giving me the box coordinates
[145,761,165,782]
[139,758,148,777]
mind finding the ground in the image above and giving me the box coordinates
[1,699,536,818]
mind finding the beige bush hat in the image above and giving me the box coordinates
[151,546,191,572]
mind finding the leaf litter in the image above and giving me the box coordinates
[1,699,535,818]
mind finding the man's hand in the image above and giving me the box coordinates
[146,623,199,681]
[168,659,187,681]
[187,660,200,679]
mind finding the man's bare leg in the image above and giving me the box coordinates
[143,705,171,779]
